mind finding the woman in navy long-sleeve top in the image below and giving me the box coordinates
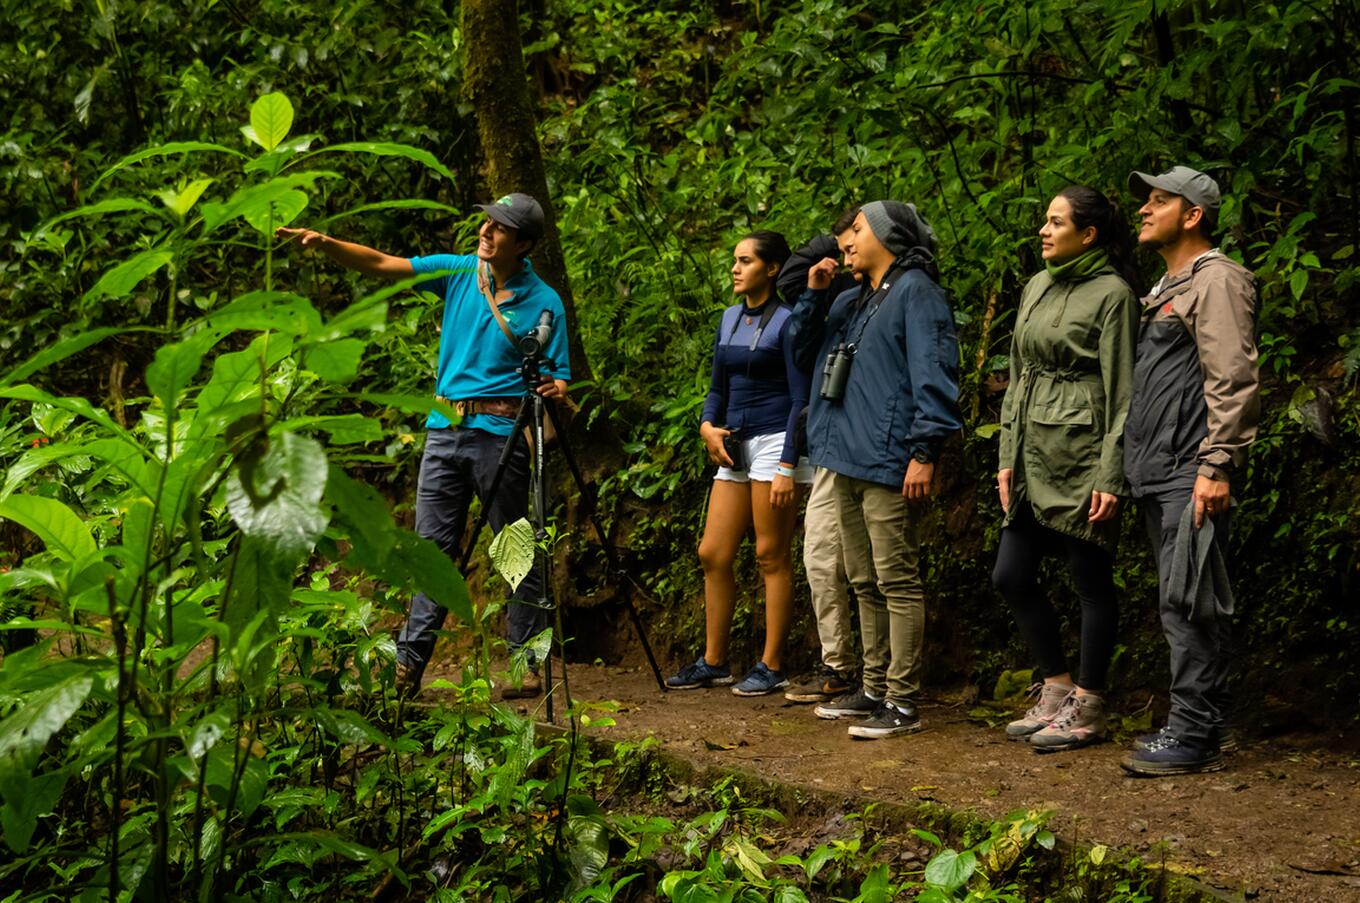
[666,231,814,697]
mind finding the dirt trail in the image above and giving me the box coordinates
[486,661,1360,902]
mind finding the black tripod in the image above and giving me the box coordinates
[458,312,666,722]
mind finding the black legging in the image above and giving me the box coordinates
[991,504,1119,692]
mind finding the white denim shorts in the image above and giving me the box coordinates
[715,431,814,484]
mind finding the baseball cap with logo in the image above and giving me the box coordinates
[1128,166,1221,230]
[475,192,546,242]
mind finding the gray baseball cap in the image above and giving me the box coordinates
[475,192,545,241]
[1128,166,1221,228]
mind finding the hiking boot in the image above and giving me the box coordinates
[1030,693,1106,752]
[784,666,856,703]
[394,660,421,700]
[732,662,790,697]
[1135,725,1238,755]
[1005,682,1073,739]
[502,671,542,700]
[814,686,881,720]
[666,657,735,690]
[847,701,923,739]
[1120,734,1224,776]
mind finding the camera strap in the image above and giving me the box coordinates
[478,261,519,347]
[839,264,906,349]
[724,299,782,352]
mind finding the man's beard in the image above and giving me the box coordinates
[1138,225,1181,252]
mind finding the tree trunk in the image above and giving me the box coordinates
[461,0,591,381]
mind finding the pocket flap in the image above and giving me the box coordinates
[1029,404,1093,427]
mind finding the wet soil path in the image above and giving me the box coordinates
[493,661,1360,902]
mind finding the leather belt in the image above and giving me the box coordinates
[436,396,519,418]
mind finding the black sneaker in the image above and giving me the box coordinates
[814,687,880,720]
[848,701,923,739]
[1121,734,1224,776]
[785,666,856,704]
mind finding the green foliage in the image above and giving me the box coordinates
[0,92,483,899]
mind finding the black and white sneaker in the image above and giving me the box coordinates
[814,687,880,720]
[847,702,923,739]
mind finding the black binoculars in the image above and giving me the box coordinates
[819,342,855,402]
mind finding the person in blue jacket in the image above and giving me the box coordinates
[278,193,571,700]
[667,231,814,696]
[792,201,963,738]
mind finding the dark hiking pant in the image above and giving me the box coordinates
[396,428,545,679]
[1141,487,1233,747]
[992,505,1119,692]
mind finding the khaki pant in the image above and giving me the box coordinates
[832,472,925,706]
[803,467,855,674]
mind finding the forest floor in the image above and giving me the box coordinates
[430,658,1360,902]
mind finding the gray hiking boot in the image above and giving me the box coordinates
[1030,692,1107,752]
[1005,682,1073,739]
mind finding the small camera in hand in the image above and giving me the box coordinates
[721,429,746,471]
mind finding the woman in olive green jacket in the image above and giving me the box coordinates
[993,185,1140,753]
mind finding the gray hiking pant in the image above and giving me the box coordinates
[1141,486,1233,746]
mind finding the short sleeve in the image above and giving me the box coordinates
[409,253,477,298]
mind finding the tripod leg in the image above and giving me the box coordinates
[541,400,668,692]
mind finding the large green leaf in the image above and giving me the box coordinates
[225,432,329,563]
[488,518,536,592]
[31,198,161,239]
[0,674,94,772]
[246,92,295,153]
[302,338,366,383]
[0,386,135,443]
[566,814,610,892]
[0,769,69,853]
[924,849,975,891]
[157,178,216,219]
[0,495,97,561]
[282,414,382,445]
[315,198,458,228]
[358,393,460,427]
[198,291,321,336]
[82,247,174,304]
[145,328,225,411]
[388,533,471,623]
[89,141,247,193]
[199,172,337,234]
[242,188,308,234]
[195,333,295,418]
[324,467,396,562]
[304,142,454,182]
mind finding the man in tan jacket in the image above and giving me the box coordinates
[1119,166,1260,776]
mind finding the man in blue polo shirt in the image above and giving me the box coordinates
[278,193,572,698]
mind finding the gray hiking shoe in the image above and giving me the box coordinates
[814,686,880,720]
[1030,692,1107,752]
[1005,682,1073,739]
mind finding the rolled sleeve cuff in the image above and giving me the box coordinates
[1197,462,1231,482]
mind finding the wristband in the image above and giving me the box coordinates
[776,464,796,478]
